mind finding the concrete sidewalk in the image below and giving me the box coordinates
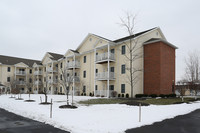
[126,109,200,133]
[0,108,69,133]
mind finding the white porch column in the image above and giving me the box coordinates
[37,66,39,94]
[51,62,54,95]
[14,66,16,80]
[73,54,75,96]
[94,48,96,96]
[107,44,110,98]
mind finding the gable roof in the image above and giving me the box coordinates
[76,33,111,51]
[113,27,157,43]
[47,52,64,60]
[0,55,42,67]
[143,38,178,49]
[91,34,112,42]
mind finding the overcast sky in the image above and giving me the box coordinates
[0,0,200,80]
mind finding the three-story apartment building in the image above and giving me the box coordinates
[0,27,177,97]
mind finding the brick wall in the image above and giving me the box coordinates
[144,41,175,95]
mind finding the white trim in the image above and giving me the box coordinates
[143,38,178,49]
[76,33,110,51]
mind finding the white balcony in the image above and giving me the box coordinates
[66,76,80,83]
[15,71,26,75]
[66,61,80,69]
[95,72,115,80]
[47,68,58,73]
[34,81,42,85]
[16,81,26,85]
[74,76,80,82]
[96,52,115,63]
[34,71,43,75]
[48,79,58,84]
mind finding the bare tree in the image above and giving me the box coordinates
[184,51,200,98]
[25,74,33,100]
[58,68,73,105]
[176,80,187,102]
[119,12,142,98]
[42,70,51,103]
[6,77,18,98]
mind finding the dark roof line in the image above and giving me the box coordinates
[69,49,79,54]
[47,52,64,60]
[91,33,112,42]
[0,55,42,67]
[143,38,178,49]
[113,27,157,43]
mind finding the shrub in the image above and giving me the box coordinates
[126,93,129,98]
[89,92,92,96]
[101,95,105,97]
[135,94,148,98]
[81,93,83,96]
[111,91,117,97]
[96,95,100,97]
[168,94,176,98]
[159,94,165,98]
[122,94,124,98]
[84,93,86,96]
[149,94,157,98]
[118,94,121,97]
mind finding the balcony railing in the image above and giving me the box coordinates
[66,61,80,69]
[15,71,26,75]
[74,76,80,82]
[96,52,115,63]
[34,71,43,75]
[95,72,115,80]
[16,81,26,85]
[47,68,58,73]
[66,76,80,83]
[48,79,58,84]
[34,81,42,85]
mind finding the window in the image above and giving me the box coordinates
[60,75,62,80]
[121,84,125,93]
[55,64,58,67]
[96,52,98,55]
[29,78,32,83]
[49,87,51,91]
[67,73,69,77]
[95,85,98,90]
[110,49,115,54]
[29,69,32,74]
[83,56,86,63]
[7,77,10,82]
[121,64,126,74]
[96,69,98,73]
[7,67,11,72]
[110,67,114,72]
[60,63,63,68]
[60,87,62,93]
[75,72,77,76]
[83,86,86,93]
[122,45,126,55]
[110,85,114,90]
[44,77,46,82]
[83,71,86,78]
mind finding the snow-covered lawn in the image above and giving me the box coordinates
[0,94,200,133]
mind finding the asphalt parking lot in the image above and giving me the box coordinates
[0,108,69,133]
[126,109,200,133]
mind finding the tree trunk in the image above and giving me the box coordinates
[45,95,47,103]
